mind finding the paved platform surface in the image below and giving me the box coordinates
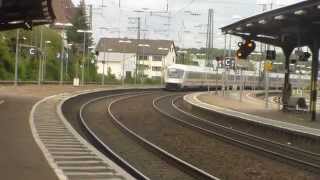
[184,91,320,137]
[0,85,118,180]
[31,91,134,180]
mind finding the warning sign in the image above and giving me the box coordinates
[264,61,273,71]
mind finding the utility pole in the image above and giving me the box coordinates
[60,29,65,85]
[206,9,214,92]
[14,29,20,86]
[38,27,44,85]
[206,9,214,63]
[102,40,106,86]
[166,0,169,12]
[137,17,141,40]
[228,34,232,57]
[135,17,141,85]
[257,2,270,108]
[82,32,86,85]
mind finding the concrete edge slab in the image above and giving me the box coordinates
[56,89,135,179]
[29,94,67,180]
[29,87,160,180]
[184,92,320,138]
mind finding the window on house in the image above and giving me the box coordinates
[153,56,162,61]
[152,66,162,71]
[138,56,148,60]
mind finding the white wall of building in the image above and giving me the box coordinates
[97,43,176,80]
[97,52,136,79]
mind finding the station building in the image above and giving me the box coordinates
[96,38,176,80]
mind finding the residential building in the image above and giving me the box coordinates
[96,38,176,80]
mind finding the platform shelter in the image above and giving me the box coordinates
[0,0,55,30]
[222,0,320,121]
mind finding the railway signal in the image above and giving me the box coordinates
[295,50,311,62]
[236,39,256,59]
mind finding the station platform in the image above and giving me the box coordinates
[0,85,133,180]
[184,91,320,138]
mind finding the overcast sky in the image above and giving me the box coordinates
[72,0,305,49]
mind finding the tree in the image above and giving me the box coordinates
[0,27,63,81]
[66,0,97,82]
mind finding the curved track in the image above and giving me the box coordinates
[62,89,320,180]
[107,93,219,180]
[153,94,320,173]
[64,89,219,180]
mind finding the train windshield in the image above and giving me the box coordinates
[168,68,184,79]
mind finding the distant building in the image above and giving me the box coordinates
[96,38,176,80]
[52,0,77,25]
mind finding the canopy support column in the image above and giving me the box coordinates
[282,46,294,111]
[310,40,320,121]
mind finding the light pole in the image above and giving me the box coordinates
[14,29,20,86]
[77,29,92,86]
[99,27,109,86]
[102,48,113,85]
[138,44,150,84]
[41,40,51,82]
[37,27,44,85]
[158,47,169,86]
[88,46,95,83]
[119,40,132,87]
[66,43,73,80]
[14,32,27,86]
[55,22,73,85]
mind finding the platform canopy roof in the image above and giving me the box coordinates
[221,0,320,49]
[0,0,55,31]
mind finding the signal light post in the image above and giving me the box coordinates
[235,39,256,101]
[236,40,256,59]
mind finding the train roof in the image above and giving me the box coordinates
[168,64,213,73]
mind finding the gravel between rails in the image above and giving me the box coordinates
[111,92,319,180]
[82,92,196,180]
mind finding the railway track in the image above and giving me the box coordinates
[152,94,320,174]
[77,90,219,180]
[79,92,150,180]
[61,89,320,179]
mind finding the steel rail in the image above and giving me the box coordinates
[172,96,320,159]
[152,94,320,174]
[108,93,220,180]
[79,91,152,180]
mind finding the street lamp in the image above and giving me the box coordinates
[101,48,113,85]
[65,43,73,80]
[119,40,132,87]
[41,40,51,82]
[87,46,95,83]
[138,44,150,84]
[55,22,73,85]
[14,29,20,86]
[14,30,28,86]
[77,29,92,85]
